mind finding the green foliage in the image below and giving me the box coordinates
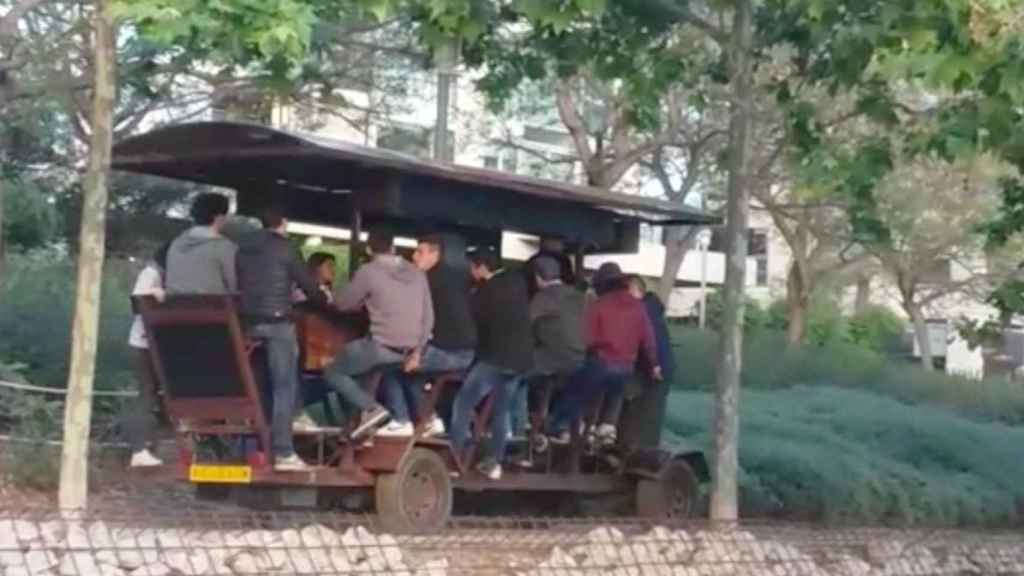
[703,292,778,333]
[0,389,62,492]
[670,326,1024,426]
[847,305,906,352]
[665,386,1024,525]
[0,252,136,392]
[116,0,325,78]
[2,177,58,251]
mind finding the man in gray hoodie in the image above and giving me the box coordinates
[326,227,434,438]
[165,193,237,295]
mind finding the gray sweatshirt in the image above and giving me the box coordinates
[165,226,238,295]
[335,255,434,350]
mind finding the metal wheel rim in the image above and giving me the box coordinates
[403,461,441,522]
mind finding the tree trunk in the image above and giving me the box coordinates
[711,0,753,522]
[58,0,116,512]
[906,303,934,371]
[0,171,5,283]
[784,262,809,346]
[854,274,871,315]
[656,225,699,303]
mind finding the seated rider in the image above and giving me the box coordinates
[527,256,586,422]
[383,234,477,436]
[326,227,434,438]
[236,206,329,472]
[549,262,662,445]
[449,248,534,481]
[164,193,237,296]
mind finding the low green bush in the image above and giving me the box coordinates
[670,326,1024,425]
[0,251,136,392]
[665,386,1024,526]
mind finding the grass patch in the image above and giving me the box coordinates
[670,327,1024,425]
[665,386,1024,526]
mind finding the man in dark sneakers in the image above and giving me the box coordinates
[236,206,329,472]
[327,227,434,438]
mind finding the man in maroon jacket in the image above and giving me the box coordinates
[548,262,661,444]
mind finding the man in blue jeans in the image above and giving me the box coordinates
[384,234,477,435]
[236,206,330,472]
[449,248,533,480]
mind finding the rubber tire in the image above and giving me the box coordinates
[375,448,452,534]
[635,459,699,519]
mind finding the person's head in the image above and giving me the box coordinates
[627,275,646,299]
[468,248,500,282]
[413,234,443,272]
[153,241,171,272]
[307,252,336,285]
[190,193,231,231]
[367,227,395,256]
[593,262,627,296]
[534,256,562,288]
[540,237,565,254]
[259,205,288,234]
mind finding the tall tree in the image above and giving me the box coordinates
[59,0,115,511]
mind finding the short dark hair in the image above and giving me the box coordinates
[367,227,395,255]
[418,233,444,252]
[260,205,286,229]
[307,252,336,270]
[190,193,230,225]
[468,247,499,272]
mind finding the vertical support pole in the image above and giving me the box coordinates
[574,245,585,288]
[350,207,362,280]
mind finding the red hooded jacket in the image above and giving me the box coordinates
[585,289,658,371]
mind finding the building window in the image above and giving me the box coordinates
[755,258,768,286]
[501,149,519,173]
[482,155,499,169]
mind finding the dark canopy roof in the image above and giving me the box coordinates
[112,121,717,253]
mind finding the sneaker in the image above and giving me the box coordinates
[274,454,311,472]
[351,406,390,439]
[595,424,617,446]
[476,461,502,481]
[424,416,446,437]
[376,421,415,437]
[293,412,321,432]
[532,433,550,454]
[130,449,163,468]
[549,430,571,445]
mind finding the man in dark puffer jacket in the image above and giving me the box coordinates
[236,206,328,472]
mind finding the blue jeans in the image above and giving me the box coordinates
[247,323,300,458]
[384,345,474,424]
[324,338,404,415]
[505,378,528,437]
[450,361,521,464]
[550,358,631,434]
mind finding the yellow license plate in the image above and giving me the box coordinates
[189,464,252,484]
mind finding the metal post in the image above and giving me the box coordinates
[433,39,458,162]
[349,208,362,280]
[698,188,710,330]
[698,233,708,329]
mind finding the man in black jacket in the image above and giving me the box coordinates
[449,248,534,480]
[236,206,328,472]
